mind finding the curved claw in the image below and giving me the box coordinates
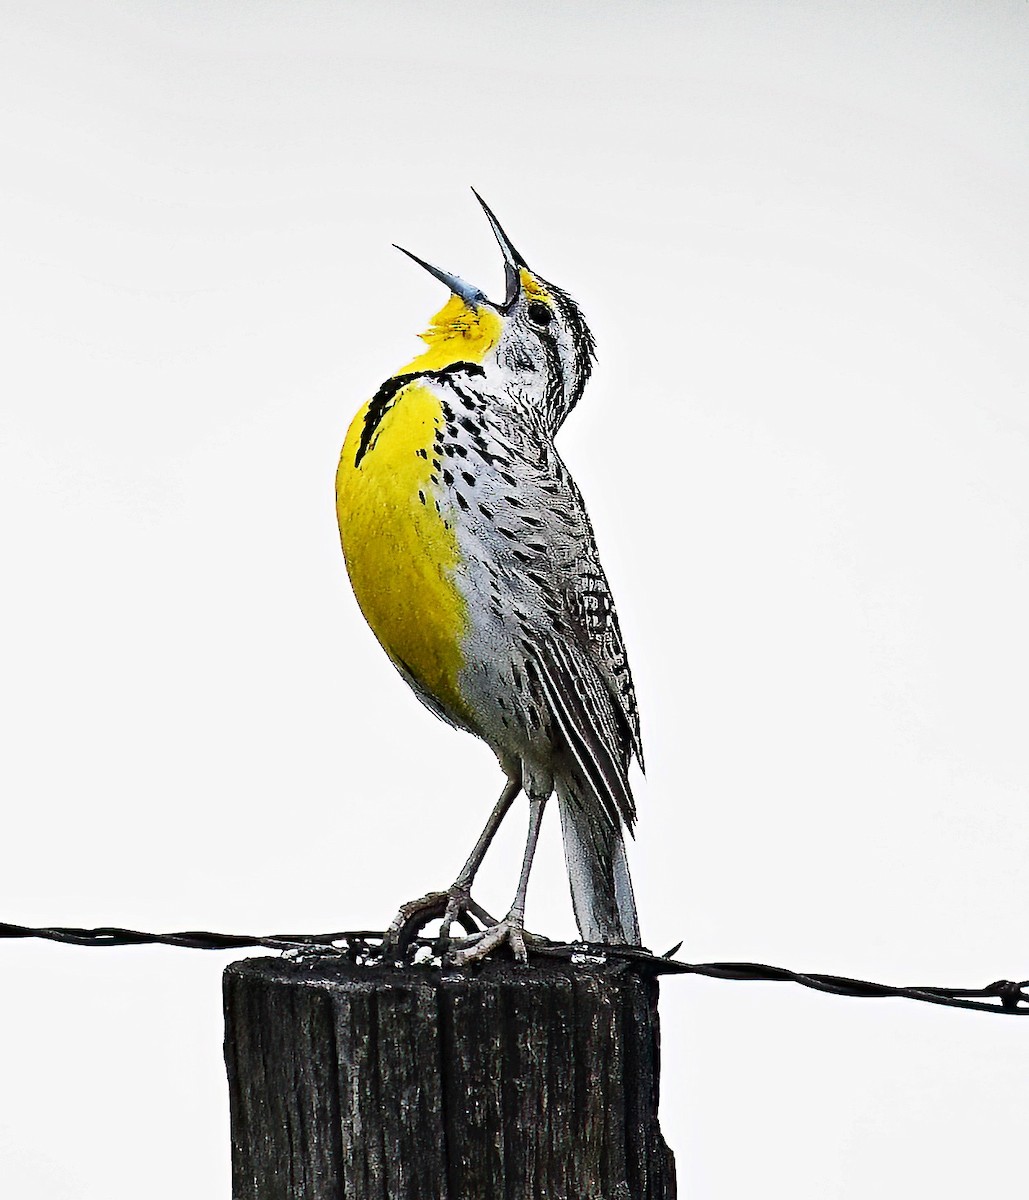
[439,888,469,944]
[384,889,495,957]
[440,889,500,943]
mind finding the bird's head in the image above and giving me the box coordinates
[396,192,595,432]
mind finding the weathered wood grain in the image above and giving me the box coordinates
[224,955,676,1199]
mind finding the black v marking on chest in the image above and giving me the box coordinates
[354,362,485,468]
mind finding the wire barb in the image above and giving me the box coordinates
[2,921,1025,1015]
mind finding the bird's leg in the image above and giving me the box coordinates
[451,794,547,966]
[385,777,519,949]
[438,775,521,938]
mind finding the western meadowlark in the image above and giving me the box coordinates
[336,193,643,962]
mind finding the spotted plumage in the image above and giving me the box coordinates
[336,194,642,958]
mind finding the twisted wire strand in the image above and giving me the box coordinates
[2,921,1025,1015]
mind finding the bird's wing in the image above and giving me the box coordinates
[545,453,644,771]
[532,633,637,831]
[560,533,644,771]
[512,446,644,830]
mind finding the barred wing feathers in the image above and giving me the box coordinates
[522,451,644,834]
[533,636,636,832]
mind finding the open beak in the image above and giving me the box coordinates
[394,192,528,310]
[471,189,526,308]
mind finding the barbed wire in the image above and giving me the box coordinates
[2,920,1025,1015]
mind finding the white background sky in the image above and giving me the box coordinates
[2,2,1027,1197]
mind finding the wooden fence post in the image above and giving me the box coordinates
[224,954,677,1199]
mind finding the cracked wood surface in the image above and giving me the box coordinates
[224,956,676,1199]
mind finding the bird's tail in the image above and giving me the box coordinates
[556,779,640,945]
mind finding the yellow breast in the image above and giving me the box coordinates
[336,294,502,722]
[336,378,470,721]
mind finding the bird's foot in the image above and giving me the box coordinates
[448,912,540,966]
[384,887,498,956]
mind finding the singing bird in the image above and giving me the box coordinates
[336,194,643,961]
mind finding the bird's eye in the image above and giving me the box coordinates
[527,301,553,327]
